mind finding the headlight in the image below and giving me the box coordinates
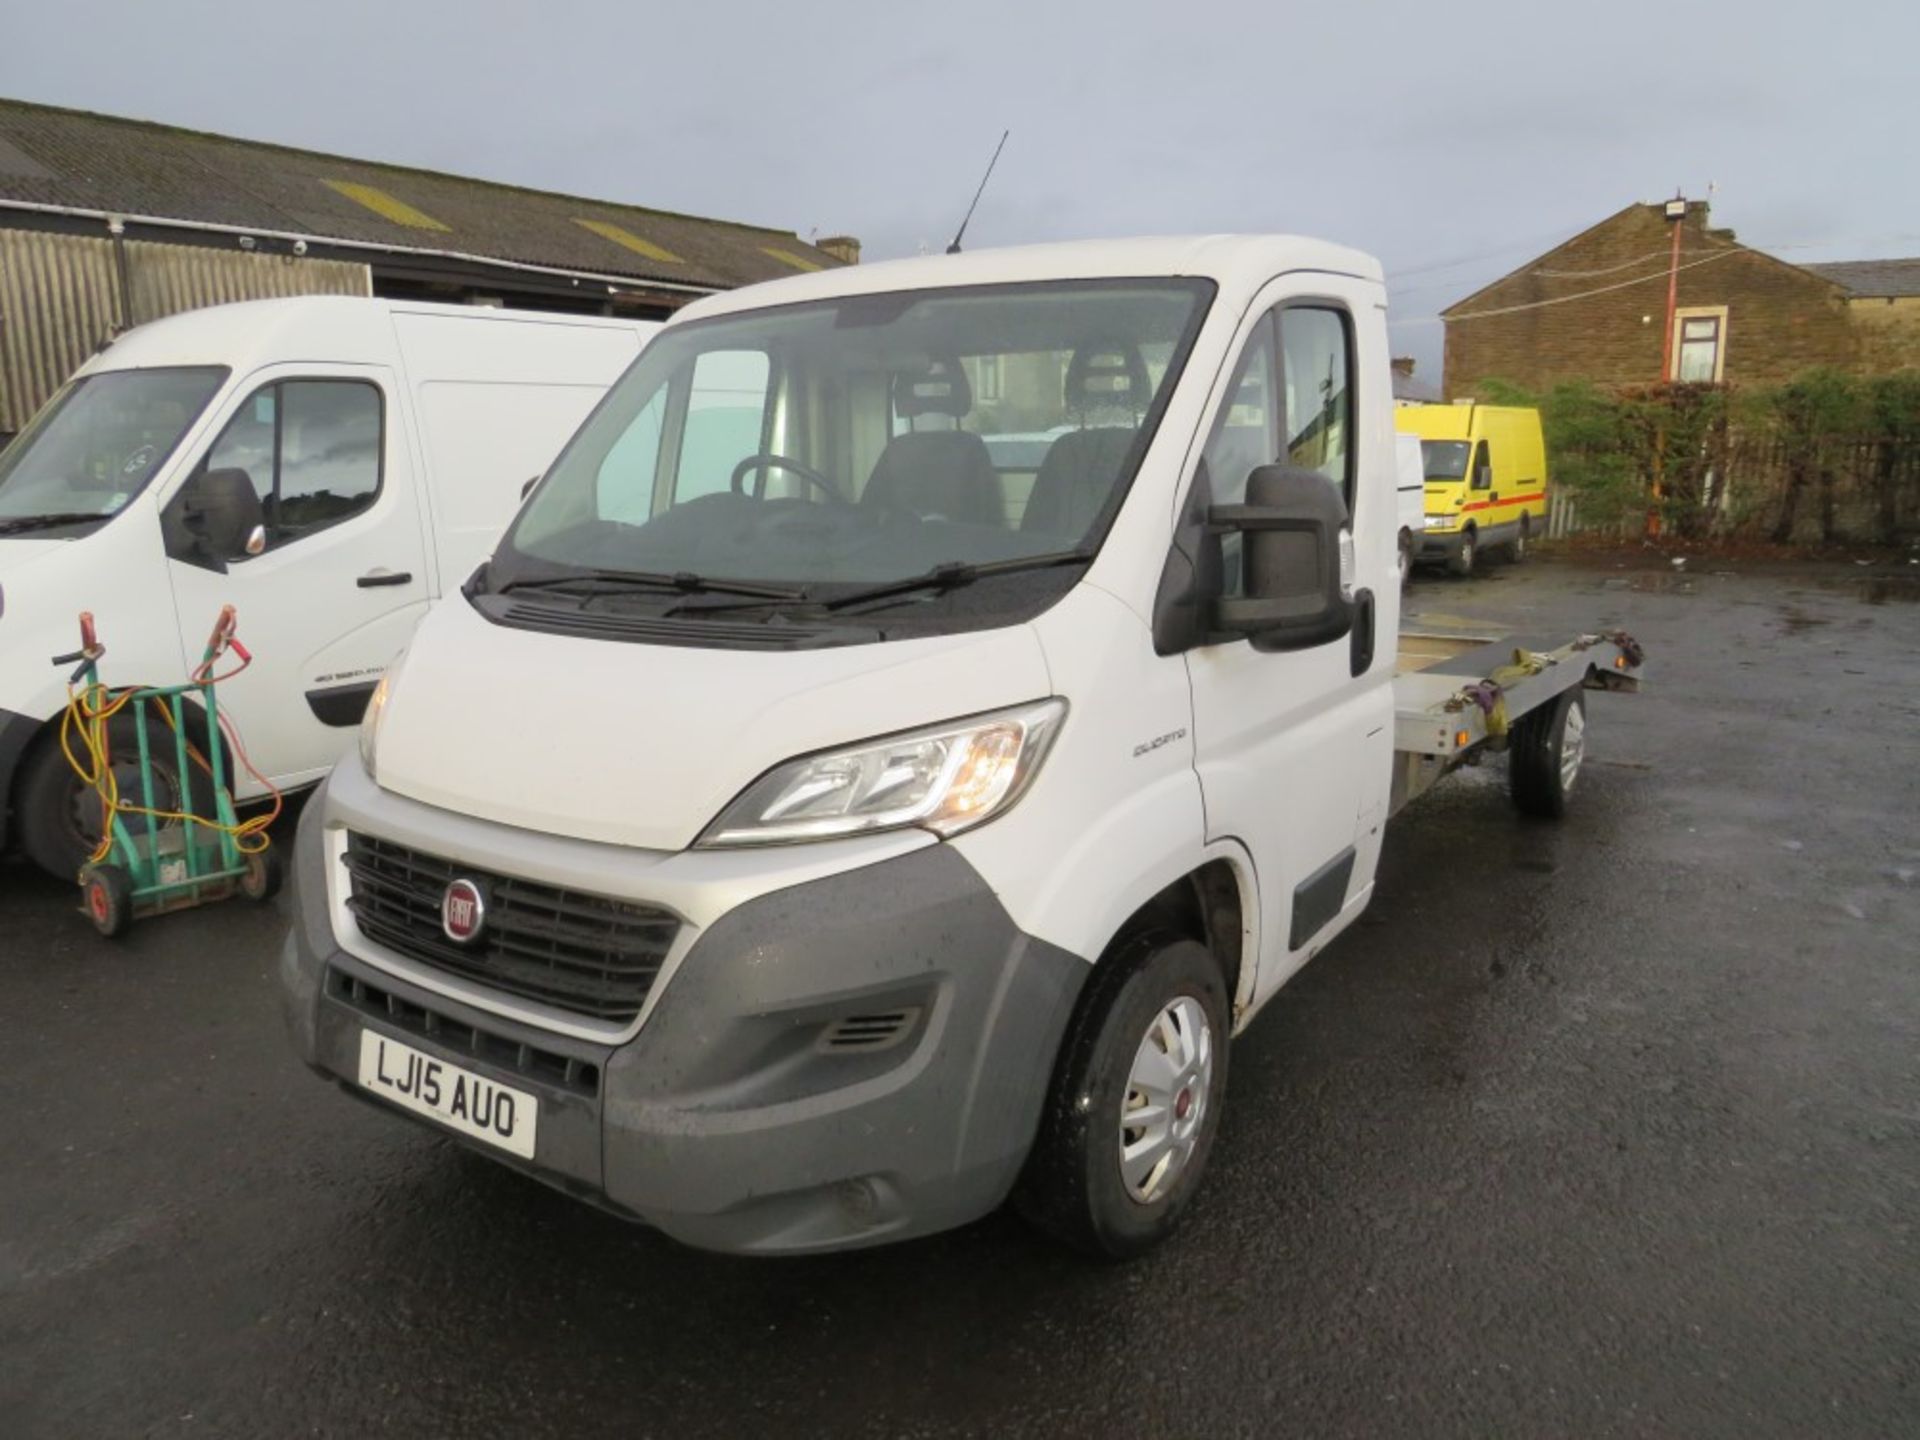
[358,668,395,781]
[697,698,1067,847]
[1424,514,1455,530]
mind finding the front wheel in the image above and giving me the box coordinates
[1511,514,1532,564]
[1015,934,1229,1259]
[1447,528,1477,577]
[1397,529,1414,586]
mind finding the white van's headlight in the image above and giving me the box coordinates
[358,669,396,781]
[698,698,1067,847]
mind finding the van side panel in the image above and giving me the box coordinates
[391,312,648,591]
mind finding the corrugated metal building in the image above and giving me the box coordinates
[0,97,854,438]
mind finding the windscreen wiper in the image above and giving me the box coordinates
[817,550,1094,611]
[0,512,109,536]
[498,569,804,601]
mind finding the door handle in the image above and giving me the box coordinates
[357,569,413,588]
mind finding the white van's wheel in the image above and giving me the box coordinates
[14,713,212,880]
[1016,933,1229,1259]
[1448,528,1477,577]
[1511,514,1531,564]
[1510,690,1586,819]
[1397,529,1413,585]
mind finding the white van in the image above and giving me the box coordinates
[0,297,657,876]
[280,238,1640,1258]
[1394,430,1423,583]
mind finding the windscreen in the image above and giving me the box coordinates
[0,367,228,529]
[499,279,1213,590]
[1421,439,1471,482]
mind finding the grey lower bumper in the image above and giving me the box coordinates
[1415,528,1468,561]
[283,787,1088,1255]
[0,707,39,854]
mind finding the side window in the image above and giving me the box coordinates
[1201,315,1281,509]
[200,379,383,552]
[1470,441,1492,491]
[676,350,772,501]
[1202,315,1281,598]
[1278,307,1354,509]
[595,386,665,524]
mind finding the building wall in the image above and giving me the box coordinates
[1442,203,1864,399]
[1847,295,1920,371]
[0,228,370,433]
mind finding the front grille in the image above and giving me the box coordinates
[328,966,601,1096]
[341,832,678,1024]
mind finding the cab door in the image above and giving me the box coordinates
[161,365,429,792]
[1181,284,1396,1008]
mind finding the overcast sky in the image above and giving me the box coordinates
[7,0,1916,377]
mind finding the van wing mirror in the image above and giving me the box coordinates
[167,467,267,570]
[1209,465,1354,650]
[521,474,540,501]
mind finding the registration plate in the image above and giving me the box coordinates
[356,1031,537,1159]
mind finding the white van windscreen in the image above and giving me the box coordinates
[0,367,227,534]
[499,279,1212,594]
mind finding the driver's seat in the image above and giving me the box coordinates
[862,357,1003,526]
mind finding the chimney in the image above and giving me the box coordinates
[815,235,862,265]
[1391,356,1416,378]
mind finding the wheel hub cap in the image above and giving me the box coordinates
[1119,995,1214,1205]
[1561,703,1586,791]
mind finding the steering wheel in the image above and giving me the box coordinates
[729,453,849,505]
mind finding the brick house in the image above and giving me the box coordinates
[1441,200,1920,398]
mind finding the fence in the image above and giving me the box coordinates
[1549,431,1920,545]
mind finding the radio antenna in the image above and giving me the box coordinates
[946,130,1010,255]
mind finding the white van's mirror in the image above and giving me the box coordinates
[168,466,267,570]
[1210,464,1354,651]
[520,475,539,501]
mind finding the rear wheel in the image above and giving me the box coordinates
[1511,514,1532,563]
[1510,689,1586,819]
[1447,527,1477,577]
[1016,934,1229,1259]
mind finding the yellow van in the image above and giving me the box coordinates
[1394,403,1548,575]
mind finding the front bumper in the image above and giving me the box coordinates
[1415,524,1468,561]
[282,781,1088,1255]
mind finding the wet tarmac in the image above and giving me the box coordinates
[3,555,1916,1437]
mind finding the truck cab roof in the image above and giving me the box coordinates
[675,235,1386,325]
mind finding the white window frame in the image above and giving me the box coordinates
[1671,305,1729,384]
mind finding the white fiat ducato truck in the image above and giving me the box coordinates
[0,298,657,878]
[281,237,1640,1258]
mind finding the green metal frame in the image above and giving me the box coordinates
[69,615,250,907]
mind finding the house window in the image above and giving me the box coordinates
[1672,307,1728,383]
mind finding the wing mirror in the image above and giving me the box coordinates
[521,474,540,501]
[164,467,267,571]
[1209,465,1354,650]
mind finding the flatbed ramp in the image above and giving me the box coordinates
[1388,628,1642,816]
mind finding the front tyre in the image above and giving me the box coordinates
[1511,513,1532,563]
[1397,529,1414,586]
[1447,527,1477,577]
[1016,934,1229,1259]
